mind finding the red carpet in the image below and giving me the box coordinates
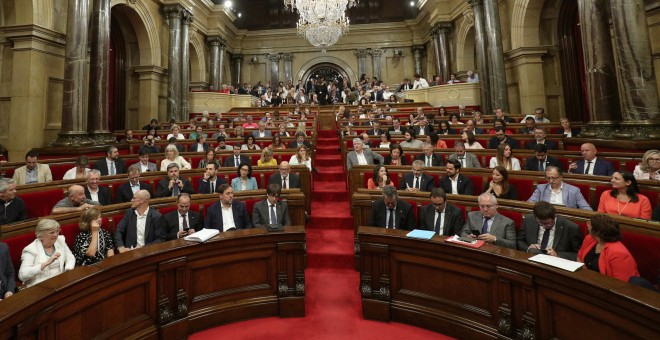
[190,129,454,339]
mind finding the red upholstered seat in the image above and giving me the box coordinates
[620,231,660,284]
[498,209,523,230]
[190,155,203,169]
[508,178,536,201]
[20,188,65,218]
[465,174,483,196]
[49,163,73,181]
[639,189,658,208]
[7,232,37,279]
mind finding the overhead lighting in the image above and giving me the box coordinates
[410,1,415,6]
[284,0,357,51]
[238,12,242,17]
[224,0,233,8]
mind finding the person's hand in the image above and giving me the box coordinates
[47,252,61,265]
[3,291,13,299]
[478,234,496,243]
[528,244,541,250]
[546,248,557,257]
[203,172,210,180]
[118,246,128,253]
[80,203,95,210]
[568,162,578,172]
[91,220,101,232]
[176,180,184,189]
[168,178,176,189]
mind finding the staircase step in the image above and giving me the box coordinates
[314,171,347,182]
[311,188,349,202]
[318,130,339,138]
[315,158,343,167]
[310,201,352,217]
[306,229,355,269]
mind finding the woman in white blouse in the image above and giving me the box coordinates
[633,149,660,181]
[489,142,521,171]
[160,144,191,171]
[166,124,185,140]
[62,155,90,180]
[289,145,312,171]
[19,219,75,287]
[462,131,483,150]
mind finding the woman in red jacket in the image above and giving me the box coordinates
[577,214,639,282]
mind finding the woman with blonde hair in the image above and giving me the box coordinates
[166,124,185,140]
[19,219,75,287]
[289,145,312,171]
[633,149,660,181]
[160,144,191,171]
[73,208,114,266]
[258,147,278,166]
[489,143,521,170]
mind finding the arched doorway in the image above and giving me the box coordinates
[302,63,351,86]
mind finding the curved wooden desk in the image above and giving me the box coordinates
[0,227,306,339]
[358,226,660,339]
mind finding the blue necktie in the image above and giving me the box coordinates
[270,205,277,225]
[481,217,490,234]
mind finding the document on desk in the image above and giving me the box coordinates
[528,254,584,272]
[406,229,436,240]
[184,228,220,242]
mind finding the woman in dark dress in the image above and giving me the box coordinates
[73,208,114,266]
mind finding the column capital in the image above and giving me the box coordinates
[463,10,474,25]
[281,52,294,61]
[181,9,194,25]
[267,53,281,62]
[411,45,425,53]
[231,53,243,61]
[370,48,384,57]
[164,5,183,20]
[206,35,225,47]
[433,22,453,35]
[355,49,369,58]
[467,0,483,8]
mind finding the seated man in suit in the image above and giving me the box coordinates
[517,202,584,260]
[163,193,203,240]
[526,127,558,150]
[413,117,432,136]
[567,143,616,176]
[252,184,292,229]
[487,127,519,149]
[167,137,184,153]
[188,135,209,153]
[12,151,53,185]
[136,149,158,173]
[252,121,273,139]
[366,121,384,136]
[198,163,227,194]
[367,185,415,230]
[116,166,153,204]
[528,166,593,210]
[288,132,312,149]
[525,144,562,171]
[494,108,512,123]
[204,184,253,231]
[93,145,126,176]
[346,138,384,171]
[418,188,465,236]
[52,185,100,214]
[448,142,481,168]
[0,242,15,299]
[268,161,301,190]
[84,170,112,205]
[224,144,250,167]
[388,117,407,135]
[464,119,485,134]
[399,160,435,192]
[519,116,537,134]
[0,179,27,226]
[416,142,444,167]
[439,159,474,195]
[114,189,165,252]
[461,193,516,249]
[156,163,194,198]
[214,136,234,152]
[138,135,160,155]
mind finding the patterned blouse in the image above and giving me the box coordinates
[73,229,113,266]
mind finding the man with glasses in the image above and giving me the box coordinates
[527,166,592,210]
[156,163,194,198]
[268,161,301,190]
[418,188,464,236]
[367,185,415,230]
[252,184,291,229]
[116,166,153,203]
[399,160,435,192]
[517,202,583,260]
[114,190,165,252]
[163,193,202,240]
[461,193,516,249]
[487,126,519,149]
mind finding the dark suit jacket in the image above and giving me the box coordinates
[268,173,302,189]
[415,153,444,167]
[418,203,464,236]
[524,155,562,172]
[573,158,616,176]
[387,126,408,135]
[399,173,435,192]
[204,201,253,231]
[287,141,312,149]
[84,186,113,206]
[439,174,474,195]
[383,155,409,166]
[223,155,251,167]
[487,136,520,149]
[156,178,194,198]
[461,211,516,249]
[251,199,291,229]
[517,215,584,260]
[520,127,536,134]
[413,126,432,136]
[163,209,203,240]
[366,128,384,136]
[526,140,558,151]
[188,143,209,152]
[197,177,228,194]
[113,207,165,249]
[0,242,16,296]
[93,158,127,176]
[367,199,415,230]
[115,181,153,204]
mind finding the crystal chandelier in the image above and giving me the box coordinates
[283,0,358,51]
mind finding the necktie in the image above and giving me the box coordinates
[481,217,491,234]
[182,214,188,231]
[388,208,394,229]
[459,157,465,167]
[110,161,116,176]
[270,205,277,225]
[235,156,240,167]
[210,181,215,193]
[584,161,592,174]
[172,183,180,197]
[414,176,420,189]
[539,161,544,172]
[540,228,550,249]
[427,156,432,167]
[282,177,287,189]
[434,212,442,235]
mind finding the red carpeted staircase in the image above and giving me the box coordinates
[191,129,452,339]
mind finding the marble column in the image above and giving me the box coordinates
[435,22,452,82]
[411,45,424,77]
[165,5,182,122]
[207,36,222,91]
[430,30,442,79]
[483,0,508,112]
[356,49,368,78]
[87,0,114,144]
[268,53,280,85]
[610,0,660,138]
[53,0,93,146]
[218,42,225,86]
[232,54,243,87]
[468,0,491,115]
[370,49,384,81]
[282,53,294,84]
[180,10,193,122]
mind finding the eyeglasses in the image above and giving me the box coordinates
[649,158,660,162]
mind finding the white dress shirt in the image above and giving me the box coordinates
[221,204,236,231]
[135,208,149,247]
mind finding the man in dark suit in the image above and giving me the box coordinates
[204,184,253,231]
[188,135,209,152]
[163,193,203,240]
[142,118,159,133]
[439,159,474,195]
[116,166,153,204]
[367,185,415,230]
[198,163,227,194]
[224,144,251,167]
[388,117,408,135]
[399,160,435,192]
[366,121,384,136]
[114,189,166,253]
[93,145,126,176]
[252,184,292,229]
[167,137,185,153]
[84,170,112,205]
[268,161,301,190]
[525,144,562,171]
[568,143,616,176]
[0,242,16,299]
[517,202,584,260]
[487,127,520,149]
[494,108,512,123]
[418,188,465,236]
[448,142,481,168]
[413,118,432,136]
[288,132,312,149]
[465,119,485,134]
[461,193,516,249]
[156,163,194,198]
[416,143,444,167]
[520,117,537,134]
[526,127,558,150]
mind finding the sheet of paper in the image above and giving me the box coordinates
[528,254,584,272]
[406,229,436,240]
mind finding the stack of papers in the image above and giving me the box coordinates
[184,228,220,242]
[528,254,584,272]
[406,229,436,240]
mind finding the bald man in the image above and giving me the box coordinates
[52,185,100,214]
[568,143,615,176]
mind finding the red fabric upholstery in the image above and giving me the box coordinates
[498,210,523,230]
[620,231,660,284]
[639,189,658,208]
[49,163,73,181]
[20,189,65,218]
[508,178,535,201]
[465,174,483,195]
